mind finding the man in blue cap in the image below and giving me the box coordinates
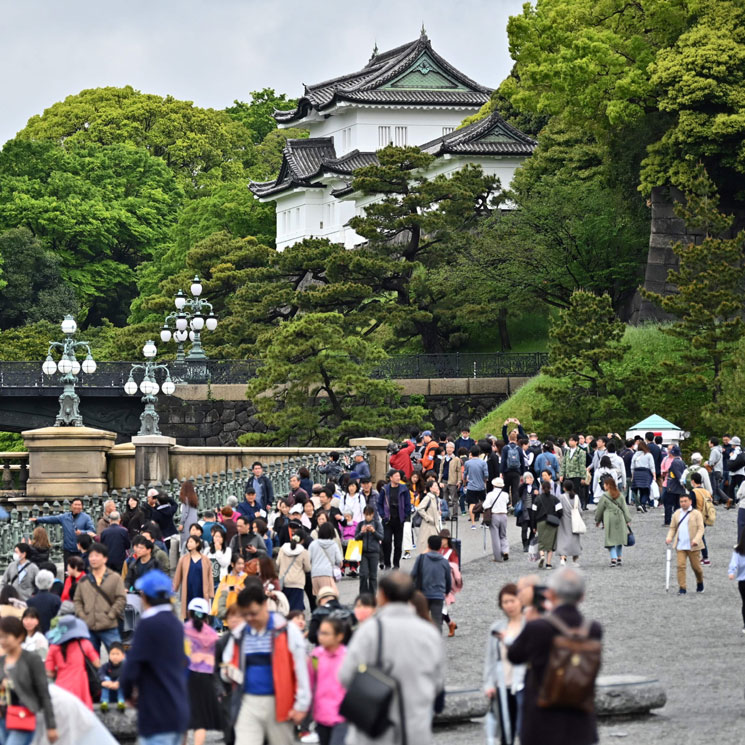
[120,570,188,745]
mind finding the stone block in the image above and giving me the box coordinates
[469,378,509,395]
[429,378,468,396]
[223,420,239,433]
[95,705,137,741]
[396,379,430,396]
[595,674,666,716]
[205,436,221,446]
[434,688,489,724]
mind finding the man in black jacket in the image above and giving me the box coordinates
[508,568,602,745]
[100,512,131,573]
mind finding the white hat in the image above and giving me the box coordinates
[289,504,303,515]
[732,436,741,446]
[690,452,702,462]
[187,598,211,615]
[491,477,505,487]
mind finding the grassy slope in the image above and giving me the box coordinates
[472,323,682,438]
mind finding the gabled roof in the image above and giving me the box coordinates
[249,138,379,198]
[628,414,682,431]
[274,31,492,125]
[419,110,537,157]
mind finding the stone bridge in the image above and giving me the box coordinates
[0,354,545,444]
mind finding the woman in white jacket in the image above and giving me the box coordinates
[630,442,656,512]
[339,480,366,523]
[308,522,343,597]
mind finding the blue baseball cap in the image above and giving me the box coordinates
[135,569,174,598]
[422,430,432,437]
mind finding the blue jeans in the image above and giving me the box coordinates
[139,734,184,745]
[102,678,125,704]
[0,721,35,745]
[609,545,623,559]
[89,627,121,654]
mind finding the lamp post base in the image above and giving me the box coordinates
[55,384,83,427]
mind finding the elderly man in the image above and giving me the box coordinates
[339,571,444,745]
[507,568,603,745]
[682,453,712,494]
[347,450,371,482]
[32,498,96,565]
[287,475,310,507]
[96,499,117,535]
[438,441,461,514]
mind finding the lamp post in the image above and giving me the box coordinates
[42,315,97,427]
[124,340,176,436]
[159,276,218,362]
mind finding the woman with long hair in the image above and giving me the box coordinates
[556,480,583,567]
[28,527,51,566]
[439,529,462,637]
[630,440,655,512]
[178,481,200,553]
[207,527,231,585]
[533,481,561,569]
[184,599,222,745]
[211,554,247,624]
[122,496,146,538]
[595,477,632,567]
[173,536,214,620]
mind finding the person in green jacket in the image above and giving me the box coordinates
[594,477,632,567]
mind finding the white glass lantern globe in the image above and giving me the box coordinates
[82,356,96,374]
[189,331,196,342]
[191,314,205,331]
[60,316,77,335]
[142,340,157,359]
[70,359,81,376]
[57,357,73,375]
[174,329,188,343]
[42,356,57,376]
[175,314,188,332]
[160,326,172,343]
[124,378,138,395]
[150,381,160,396]
[162,379,176,395]
[190,276,203,297]
[174,290,186,311]
[205,313,217,331]
[139,379,154,396]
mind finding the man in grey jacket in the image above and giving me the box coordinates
[339,571,444,745]
[411,536,452,630]
[1,543,39,601]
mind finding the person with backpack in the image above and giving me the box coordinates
[483,477,511,562]
[507,568,602,745]
[463,447,489,530]
[500,430,526,508]
[664,446,687,526]
[689,471,716,566]
[411,535,452,631]
[682,453,713,494]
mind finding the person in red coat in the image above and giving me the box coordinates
[389,440,415,480]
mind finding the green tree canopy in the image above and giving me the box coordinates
[16,86,256,194]
[238,312,428,446]
[0,140,182,325]
[225,88,299,145]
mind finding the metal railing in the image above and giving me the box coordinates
[0,453,29,494]
[0,353,546,387]
[0,446,365,569]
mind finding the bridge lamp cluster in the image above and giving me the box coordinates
[159,277,217,361]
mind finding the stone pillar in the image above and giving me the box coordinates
[22,426,117,500]
[132,435,175,487]
[348,437,390,484]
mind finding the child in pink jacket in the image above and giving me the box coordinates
[341,513,359,577]
[309,616,348,745]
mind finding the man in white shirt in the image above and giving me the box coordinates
[666,493,705,595]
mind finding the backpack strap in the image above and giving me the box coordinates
[544,612,590,639]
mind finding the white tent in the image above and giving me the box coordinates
[625,414,688,445]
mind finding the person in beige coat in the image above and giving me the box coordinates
[173,535,214,619]
[277,535,311,611]
[666,493,705,594]
[416,481,443,551]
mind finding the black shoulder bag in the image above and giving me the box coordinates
[339,618,408,743]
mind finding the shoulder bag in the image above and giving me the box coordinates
[570,496,587,535]
[339,618,408,743]
[78,640,102,701]
[279,553,300,589]
[320,544,343,582]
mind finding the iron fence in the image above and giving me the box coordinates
[0,353,546,388]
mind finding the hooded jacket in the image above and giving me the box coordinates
[277,542,311,589]
[411,551,452,601]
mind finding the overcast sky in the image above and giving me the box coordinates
[0,0,527,146]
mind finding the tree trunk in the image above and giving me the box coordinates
[498,307,511,351]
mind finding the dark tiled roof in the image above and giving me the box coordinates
[419,110,537,157]
[248,139,378,198]
[274,32,492,124]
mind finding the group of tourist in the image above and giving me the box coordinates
[0,421,742,745]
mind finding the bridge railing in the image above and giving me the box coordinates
[0,446,365,570]
[0,453,29,496]
[0,353,546,387]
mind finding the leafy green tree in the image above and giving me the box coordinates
[338,146,500,352]
[225,89,299,145]
[0,228,77,329]
[468,175,648,313]
[17,86,255,194]
[0,140,182,324]
[643,170,745,426]
[536,290,631,432]
[238,313,428,446]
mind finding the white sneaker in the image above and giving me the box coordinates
[301,733,320,744]
[402,551,411,560]
[560,558,567,566]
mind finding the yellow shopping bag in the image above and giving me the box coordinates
[345,539,363,562]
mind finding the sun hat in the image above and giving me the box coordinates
[491,477,505,488]
[316,586,339,602]
[187,597,211,615]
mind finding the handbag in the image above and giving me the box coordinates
[339,618,407,743]
[626,527,636,547]
[571,498,587,535]
[320,545,343,582]
[546,514,561,527]
[528,537,540,562]
[6,705,36,731]
[78,640,102,701]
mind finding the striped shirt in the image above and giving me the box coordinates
[242,615,275,695]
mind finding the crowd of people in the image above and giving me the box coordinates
[0,422,741,745]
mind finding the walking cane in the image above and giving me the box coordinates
[491,631,513,745]
[665,546,672,592]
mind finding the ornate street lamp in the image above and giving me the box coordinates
[159,276,218,363]
[124,340,176,436]
[42,315,97,427]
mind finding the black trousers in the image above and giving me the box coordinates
[382,518,404,568]
[427,598,444,630]
[359,553,379,595]
[503,471,522,506]
[739,581,745,627]
[63,549,81,568]
[568,477,585,508]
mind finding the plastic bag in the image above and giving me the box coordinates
[345,540,363,562]
[528,537,540,562]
